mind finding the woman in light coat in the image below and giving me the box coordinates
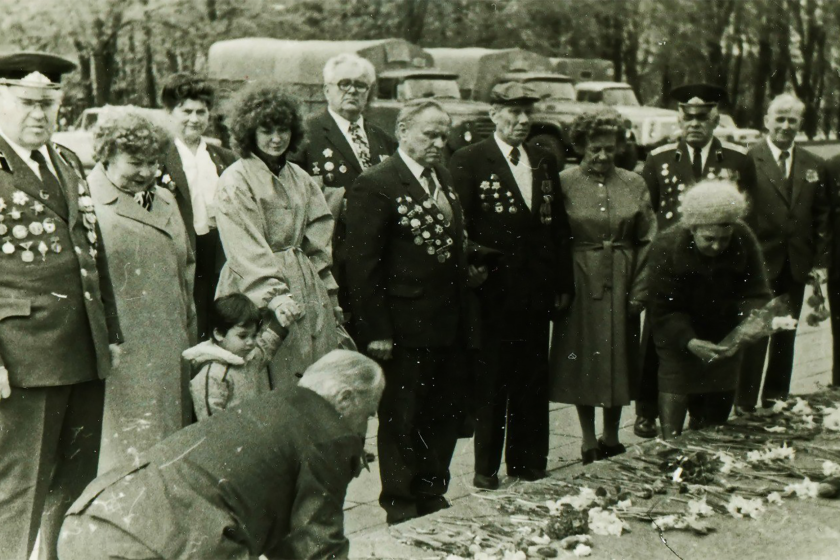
[88,108,196,472]
[215,84,339,389]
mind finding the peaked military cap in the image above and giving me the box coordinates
[670,83,728,110]
[0,52,76,96]
[490,82,541,106]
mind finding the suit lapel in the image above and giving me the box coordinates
[525,145,551,218]
[790,147,809,207]
[394,154,432,209]
[162,143,191,210]
[321,113,362,175]
[48,143,81,224]
[364,122,392,164]
[486,139,530,214]
[115,189,175,237]
[754,140,790,204]
[675,141,697,186]
[0,136,69,220]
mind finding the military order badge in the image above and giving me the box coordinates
[396,194,455,262]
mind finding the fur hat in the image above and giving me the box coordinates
[681,180,747,227]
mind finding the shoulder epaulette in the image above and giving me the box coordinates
[650,142,678,156]
[719,141,748,155]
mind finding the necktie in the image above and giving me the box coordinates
[134,189,155,211]
[421,167,453,224]
[348,121,372,169]
[779,150,790,178]
[692,147,703,180]
[509,146,520,166]
[30,150,68,217]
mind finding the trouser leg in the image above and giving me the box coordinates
[39,380,105,560]
[738,339,768,407]
[505,326,550,473]
[829,280,840,386]
[635,314,659,419]
[699,391,736,426]
[658,392,688,439]
[473,338,507,477]
[194,230,221,342]
[0,386,71,560]
[762,270,805,403]
[57,514,163,560]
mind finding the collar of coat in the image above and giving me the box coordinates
[669,221,752,276]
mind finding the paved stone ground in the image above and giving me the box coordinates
[346,285,835,558]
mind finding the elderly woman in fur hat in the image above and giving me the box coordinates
[648,180,771,439]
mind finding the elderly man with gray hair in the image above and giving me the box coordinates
[57,350,384,560]
[292,53,397,339]
[737,93,831,413]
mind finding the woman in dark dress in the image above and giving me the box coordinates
[648,180,771,439]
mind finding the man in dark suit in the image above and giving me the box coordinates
[293,53,398,330]
[345,99,476,524]
[0,53,122,560]
[635,84,757,437]
[57,350,383,560]
[737,94,830,411]
[449,83,573,489]
[160,73,237,340]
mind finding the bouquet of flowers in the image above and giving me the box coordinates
[718,295,796,352]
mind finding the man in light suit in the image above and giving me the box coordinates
[449,83,573,489]
[57,350,383,560]
[737,94,831,411]
[0,52,122,560]
[293,53,398,333]
[345,99,477,524]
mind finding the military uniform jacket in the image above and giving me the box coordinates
[0,136,122,387]
[345,154,471,348]
[67,385,364,560]
[449,138,574,330]
[292,110,397,220]
[748,139,831,283]
[642,137,757,230]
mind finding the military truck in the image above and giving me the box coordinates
[427,47,599,162]
[206,38,492,156]
[574,81,680,158]
[550,57,615,83]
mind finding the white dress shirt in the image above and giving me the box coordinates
[175,138,221,235]
[494,134,532,209]
[0,127,57,179]
[328,108,369,166]
[766,138,795,179]
[687,139,713,173]
[398,148,442,195]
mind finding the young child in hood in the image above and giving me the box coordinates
[185,293,288,419]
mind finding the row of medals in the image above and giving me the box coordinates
[0,190,61,262]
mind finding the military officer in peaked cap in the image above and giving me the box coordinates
[634,83,757,438]
[0,52,122,560]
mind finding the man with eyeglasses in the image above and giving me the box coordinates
[635,83,756,438]
[292,53,397,339]
[737,94,830,413]
[0,52,122,560]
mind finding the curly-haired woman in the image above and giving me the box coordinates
[215,83,339,389]
[549,108,657,464]
[87,107,197,472]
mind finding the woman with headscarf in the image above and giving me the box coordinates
[87,107,196,472]
[649,180,771,439]
[549,108,656,464]
[215,84,340,389]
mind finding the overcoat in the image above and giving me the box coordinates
[648,222,771,394]
[88,165,196,472]
[549,166,656,407]
[63,385,364,560]
[747,139,831,282]
[215,156,338,387]
[0,137,122,386]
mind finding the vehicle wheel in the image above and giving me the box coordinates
[529,134,567,168]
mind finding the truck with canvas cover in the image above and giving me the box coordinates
[206,38,492,155]
[550,57,615,83]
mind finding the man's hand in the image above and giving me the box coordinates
[0,367,10,400]
[467,265,488,288]
[555,293,572,312]
[273,295,305,328]
[687,339,731,363]
[109,344,122,369]
[811,267,828,284]
[367,339,394,361]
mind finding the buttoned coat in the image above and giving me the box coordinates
[747,140,831,283]
[345,154,471,349]
[63,385,364,560]
[88,165,196,472]
[449,138,573,335]
[0,136,121,387]
[642,138,757,230]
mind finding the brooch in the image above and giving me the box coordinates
[806,169,819,183]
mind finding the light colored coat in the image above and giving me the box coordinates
[550,166,656,407]
[88,164,196,473]
[215,156,338,388]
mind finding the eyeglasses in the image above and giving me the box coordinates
[332,80,370,93]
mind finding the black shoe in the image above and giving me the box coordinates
[417,496,451,516]
[508,467,547,482]
[597,438,626,459]
[687,416,702,430]
[633,417,657,438]
[581,446,605,465]
[473,473,500,490]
